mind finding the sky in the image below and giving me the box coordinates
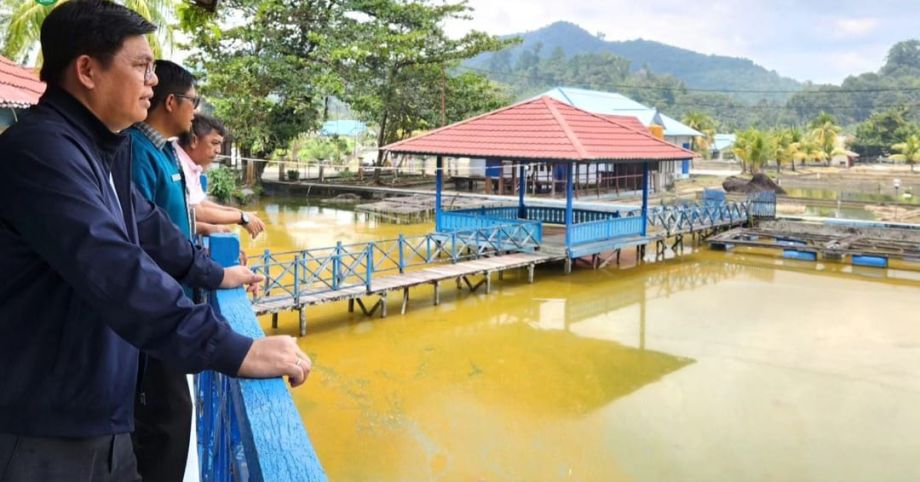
[443,0,918,85]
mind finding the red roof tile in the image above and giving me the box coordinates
[0,56,45,109]
[383,96,694,162]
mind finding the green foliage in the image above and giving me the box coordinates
[853,107,920,157]
[332,0,514,162]
[2,0,176,63]
[465,21,802,103]
[891,134,920,171]
[207,166,238,204]
[732,128,775,173]
[181,0,344,160]
[681,111,717,158]
[289,134,353,164]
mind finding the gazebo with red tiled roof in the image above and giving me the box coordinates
[382,96,694,260]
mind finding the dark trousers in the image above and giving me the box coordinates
[133,358,193,482]
[0,432,139,482]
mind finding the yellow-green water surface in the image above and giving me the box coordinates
[238,199,920,481]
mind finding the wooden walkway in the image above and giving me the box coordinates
[253,252,561,332]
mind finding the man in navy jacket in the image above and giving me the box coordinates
[0,2,311,480]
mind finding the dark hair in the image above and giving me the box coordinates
[149,60,196,111]
[40,0,156,86]
[179,113,228,148]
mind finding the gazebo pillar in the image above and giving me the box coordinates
[517,163,526,219]
[564,162,574,248]
[641,161,649,236]
[435,155,443,231]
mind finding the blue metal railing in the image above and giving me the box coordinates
[247,221,542,304]
[198,234,326,482]
[568,216,645,244]
[649,201,750,235]
[447,206,643,225]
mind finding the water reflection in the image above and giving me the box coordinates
[244,199,920,481]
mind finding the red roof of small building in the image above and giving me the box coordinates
[383,96,694,162]
[0,56,45,109]
[602,114,648,133]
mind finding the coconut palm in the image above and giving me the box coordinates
[891,134,920,172]
[733,128,774,174]
[772,127,801,173]
[681,111,717,159]
[2,0,176,63]
[793,134,827,167]
[809,112,841,167]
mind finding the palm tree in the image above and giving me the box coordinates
[891,134,920,172]
[733,128,774,174]
[772,128,801,173]
[793,134,827,167]
[809,112,841,167]
[2,0,176,63]
[681,111,717,159]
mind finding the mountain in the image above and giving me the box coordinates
[465,21,803,99]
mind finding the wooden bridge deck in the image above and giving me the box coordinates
[252,251,560,316]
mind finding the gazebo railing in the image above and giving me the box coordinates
[447,206,642,225]
[569,216,645,244]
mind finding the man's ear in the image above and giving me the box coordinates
[189,134,199,149]
[164,94,177,113]
[73,55,98,90]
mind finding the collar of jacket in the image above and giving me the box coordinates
[40,86,129,162]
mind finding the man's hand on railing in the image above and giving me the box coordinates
[237,336,312,387]
[221,265,265,293]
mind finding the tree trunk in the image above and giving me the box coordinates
[374,109,389,184]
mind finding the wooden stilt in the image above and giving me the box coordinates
[528,263,535,283]
[564,257,572,274]
[298,308,306,337]
[272,312,278,329]
[348,298,354,313]
[380,292,387,318]
[400,287,409,315]
[433,281,440,305]
[485,271,492,294]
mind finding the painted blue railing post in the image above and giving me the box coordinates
[201,233,326,482]
[518,163,527,219]
[262,249,271,295]
[398,235,405,273]
[333,241,342,290]
[365,243,373,292]
[450,232,458,262]
[564,162,575,249]
[435,155,443,231]
[293,254,301,306]
[641,161,649,236]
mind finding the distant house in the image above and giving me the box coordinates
[0,56,45,133]
[712,134,737,160]
[537,87,701,187]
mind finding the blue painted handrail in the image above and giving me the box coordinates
[198,233,326,482]
[247,221,542,303]
[568,216,644,244]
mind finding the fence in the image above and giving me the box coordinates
[247,221,542,304]
[197,234,326,482]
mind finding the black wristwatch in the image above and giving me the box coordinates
[239,211,250,225]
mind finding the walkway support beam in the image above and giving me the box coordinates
[518,163,526,219]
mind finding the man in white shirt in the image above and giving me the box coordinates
[175,114,266,237]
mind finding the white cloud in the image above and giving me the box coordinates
[832,17,880,38]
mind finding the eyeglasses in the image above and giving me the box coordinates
[143,62,156,84]
[173,94,201,109]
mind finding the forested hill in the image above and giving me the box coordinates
[464,21,803,98]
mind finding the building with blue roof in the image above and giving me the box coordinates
[537,87,700,181]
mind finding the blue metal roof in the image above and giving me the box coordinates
[320,120,367,137]
[537,87,702,138]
